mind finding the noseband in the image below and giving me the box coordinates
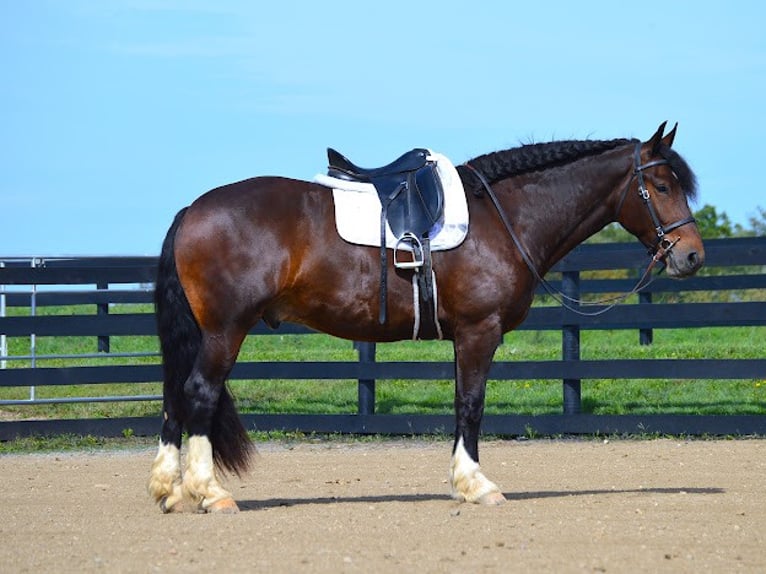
[616,142,696,256]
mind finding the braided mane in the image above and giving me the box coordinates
[460,138,633,193]
[459,137,697,199]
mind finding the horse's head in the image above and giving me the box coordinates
[616,122,705,278]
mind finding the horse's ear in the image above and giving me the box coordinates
[648,121,668,155]
[661,122,678,148]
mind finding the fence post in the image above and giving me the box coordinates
[355,341,376,415]
[639,290,653,345]
[561,270,581,414]
[0,261,6,369]
[29,259,38,401]
[97,282,110,353]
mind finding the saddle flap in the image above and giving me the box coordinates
[415,163,444,221]
[373,163,444,239]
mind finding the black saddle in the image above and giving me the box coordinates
[327,148,444,239]
[327,147,446,328]
[328,148,432,181]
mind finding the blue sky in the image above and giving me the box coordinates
[1,1,763,256]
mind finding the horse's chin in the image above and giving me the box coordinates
[665,265,692,279]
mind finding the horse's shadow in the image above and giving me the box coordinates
[237,486,724,512]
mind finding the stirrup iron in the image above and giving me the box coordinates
[393,233,424,269]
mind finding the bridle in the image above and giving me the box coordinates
[461,141,696,316]
[615,141,696,256]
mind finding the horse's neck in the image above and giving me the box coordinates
[512,152,630,273]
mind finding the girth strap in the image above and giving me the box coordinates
[417,237,435,331]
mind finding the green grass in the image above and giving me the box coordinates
[233,327,765,417]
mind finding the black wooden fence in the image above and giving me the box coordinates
[1,237,764,440]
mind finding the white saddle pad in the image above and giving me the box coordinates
[314,151,468,251]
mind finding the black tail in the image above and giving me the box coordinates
[155,207,254,475]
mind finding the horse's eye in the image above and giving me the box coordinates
[656,184,669,194]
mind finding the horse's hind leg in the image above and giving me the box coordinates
[181,334,244,513]
[450,321,507,505]
[148,402,184,512]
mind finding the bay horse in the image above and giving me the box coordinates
[148,122,704,513]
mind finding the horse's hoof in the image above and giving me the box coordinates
[159,496,183,514]
[478,491,507,506]
[205,498,240,514]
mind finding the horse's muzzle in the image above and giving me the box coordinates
[664,241,705,278]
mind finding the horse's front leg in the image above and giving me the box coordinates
[450,321,506,505]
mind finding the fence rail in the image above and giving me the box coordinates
[1,237,765,439]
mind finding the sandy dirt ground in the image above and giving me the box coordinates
[1,438,765,573]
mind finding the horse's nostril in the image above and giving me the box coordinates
[687,251,699,267]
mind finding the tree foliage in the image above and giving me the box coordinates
[746,206,766,237]
[693,204,734,238]
[590,203,766,242]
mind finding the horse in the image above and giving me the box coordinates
[148,122,704,513]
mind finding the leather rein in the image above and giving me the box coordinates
[462,142,697,316]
